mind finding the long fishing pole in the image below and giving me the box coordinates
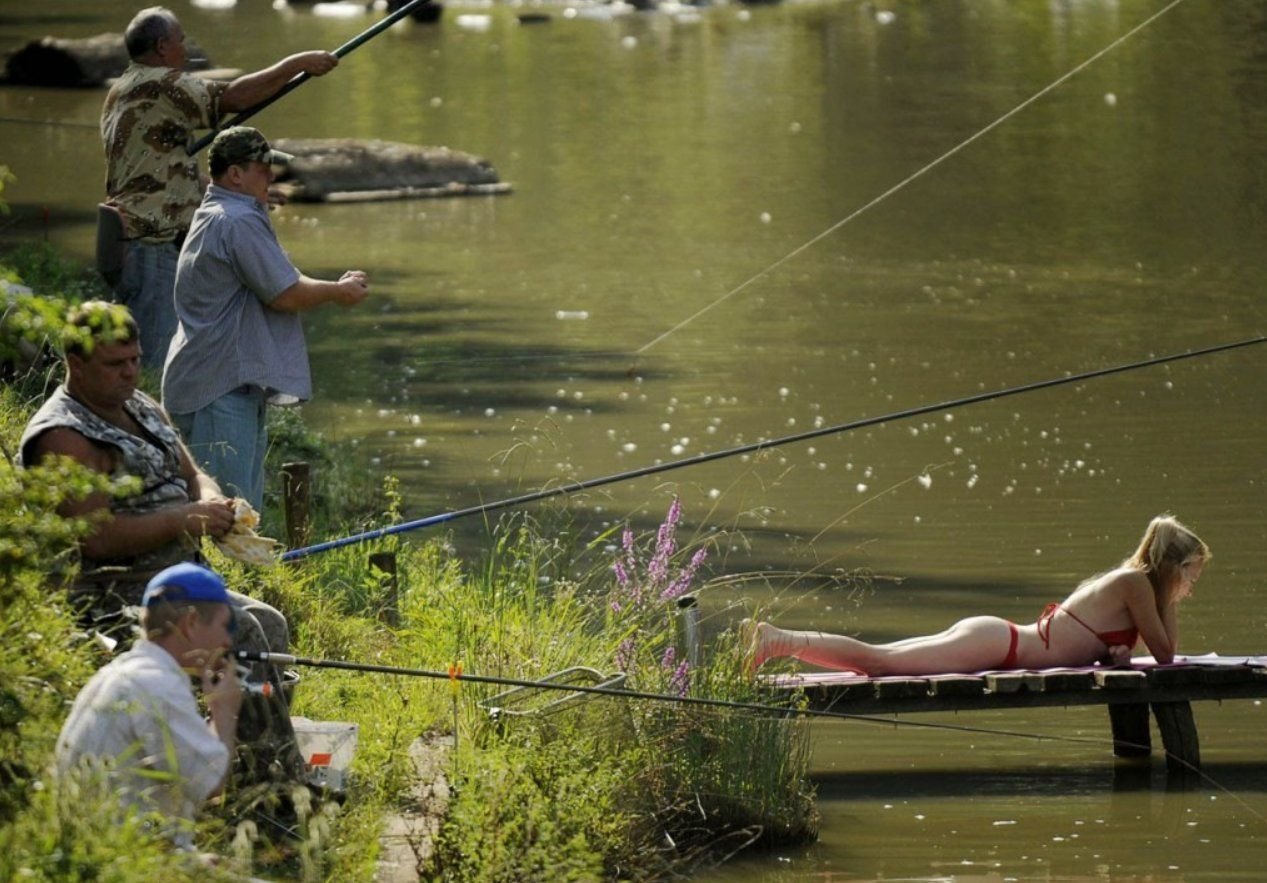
[187,0,432,156]
[282,334,1267,561]
[235,649,1115,743]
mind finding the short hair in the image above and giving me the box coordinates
[142,599,224,640]
[124,7,180,60]
[62,300,139,359]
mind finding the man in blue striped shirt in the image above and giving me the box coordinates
[162,126,369,510]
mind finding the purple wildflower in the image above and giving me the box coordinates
[660,645,676,670]
[661,545,708,601]
[669,660,691,697]
[648,498,682,589]
[616,637,636,672]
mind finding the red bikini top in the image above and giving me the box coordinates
[1037,603,1139,649]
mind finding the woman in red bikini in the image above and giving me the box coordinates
[745,515,1209,675]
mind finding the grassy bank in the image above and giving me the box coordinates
[0,244,816,880]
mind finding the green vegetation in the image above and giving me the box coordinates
[0,245,816,880]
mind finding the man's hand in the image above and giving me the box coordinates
[197,647,243,735]
[287,51,338,77]
[183,498,236,539]
[335,270,369,306]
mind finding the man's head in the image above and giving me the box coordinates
[124,7,186,67]
[141,562,236,648]
[62,301,141,409]
[208,127,293,204]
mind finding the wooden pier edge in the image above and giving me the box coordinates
[780,662,1267,770]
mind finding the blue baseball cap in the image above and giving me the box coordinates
[142,562,231,607]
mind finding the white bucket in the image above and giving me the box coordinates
[291,717,358,790]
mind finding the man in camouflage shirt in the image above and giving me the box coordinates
[101,6,337,369]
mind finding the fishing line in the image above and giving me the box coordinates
[282,333,1266,561]
[242,648,1267,821]
[635,0,1192,354]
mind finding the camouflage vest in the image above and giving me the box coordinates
[101,63,226,243]
[19,386,197,582]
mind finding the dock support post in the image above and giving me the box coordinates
[1108,703,1151,759]
[1151,701,1200,772]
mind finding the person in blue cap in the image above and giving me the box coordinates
[56,562,243,849]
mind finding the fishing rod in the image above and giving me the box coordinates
[187,0,432,156]
[282,334,1267,561]
[235,649,1118,744]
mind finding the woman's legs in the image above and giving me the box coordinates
[745,616,1016,676]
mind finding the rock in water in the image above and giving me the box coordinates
[2,33,212,87]
[272,138,511,202]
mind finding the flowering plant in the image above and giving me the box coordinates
[608,497,707,696]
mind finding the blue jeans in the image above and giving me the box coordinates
[116,239,179,371]
[173,387,267,511]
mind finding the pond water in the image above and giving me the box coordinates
[4,0,1267,878]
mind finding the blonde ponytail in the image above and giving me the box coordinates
[1125,514,1210,603]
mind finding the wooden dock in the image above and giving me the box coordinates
[775,660,1267,771]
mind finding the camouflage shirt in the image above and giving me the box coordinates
[101,63,227,243]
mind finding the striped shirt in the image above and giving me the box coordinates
[162,185,306,414]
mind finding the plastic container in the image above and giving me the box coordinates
[290,717,358,790]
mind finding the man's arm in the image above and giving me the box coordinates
[270,270,369,313]
[220,51,339,113]
[30,428,234,559]
[174,432,226,504]
[198,648,242,797]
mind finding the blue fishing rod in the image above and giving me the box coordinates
[186,0,433,156]
[281,335,1266,561]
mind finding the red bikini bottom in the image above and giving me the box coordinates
[1000,620,1020,669]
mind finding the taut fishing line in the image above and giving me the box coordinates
[635,0,1192,355]
[283,334,1266,560]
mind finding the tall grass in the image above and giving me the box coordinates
[1,249,816,880]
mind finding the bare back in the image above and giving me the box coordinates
[1015,567,1169,667]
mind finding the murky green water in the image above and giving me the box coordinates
[4,0,1267,877]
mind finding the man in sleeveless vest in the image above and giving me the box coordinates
[101,6,338,370]
[20,302,307,786]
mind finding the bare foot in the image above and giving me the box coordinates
[740,618,782,672]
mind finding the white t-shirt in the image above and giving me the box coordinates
[56,639,229,847]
